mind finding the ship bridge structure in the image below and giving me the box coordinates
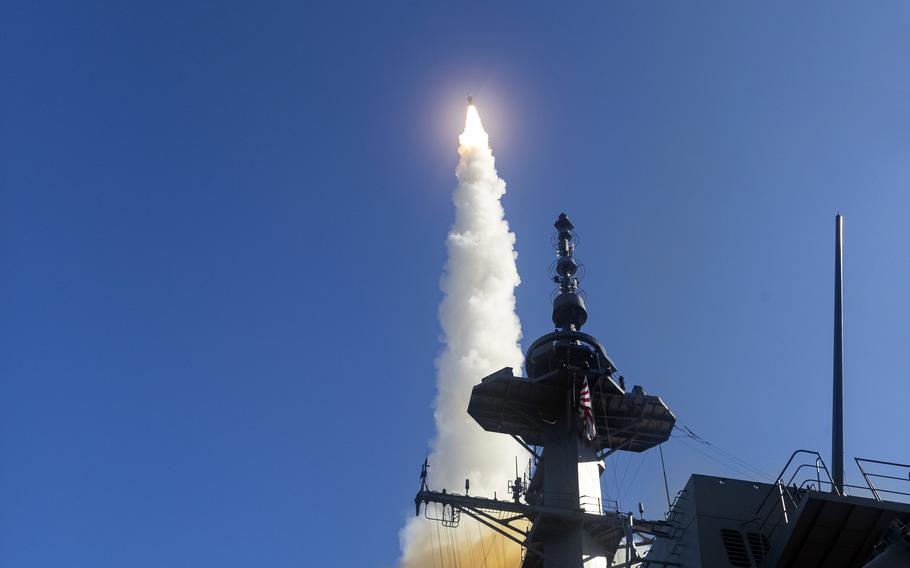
[415,214,677,567]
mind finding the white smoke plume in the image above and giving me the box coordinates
[399,103,525,567]
[399,103,608,567]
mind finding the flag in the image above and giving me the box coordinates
[578,376,596,442]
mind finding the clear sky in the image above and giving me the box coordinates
[3,2,909,566]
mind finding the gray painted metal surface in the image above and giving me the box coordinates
[643,473,910,568]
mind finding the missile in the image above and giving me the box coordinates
[467,94,474,106]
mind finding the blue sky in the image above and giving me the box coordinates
[2,2,909,566]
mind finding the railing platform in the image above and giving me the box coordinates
[467,366,675,452]
[770,490,910,568]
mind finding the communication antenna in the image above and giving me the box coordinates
[832,214,845,494]
[508,456,525,503]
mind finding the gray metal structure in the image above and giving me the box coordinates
[415,214,675,567]
[643,451,910,568]
[412,213,910,567]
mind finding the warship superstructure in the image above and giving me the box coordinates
[414,214,910,567]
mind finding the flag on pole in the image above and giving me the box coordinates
[578,376,596,442]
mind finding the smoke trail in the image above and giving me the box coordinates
[399,103,525,567]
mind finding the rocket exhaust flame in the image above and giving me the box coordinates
[460,104,486,148]
[399,101,524,566]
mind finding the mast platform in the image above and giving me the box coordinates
[468,365,675,454]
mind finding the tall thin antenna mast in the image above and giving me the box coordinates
[832,214,844,495]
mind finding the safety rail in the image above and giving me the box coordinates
[752,451,910,544]
[532,491,621,515]
[580,495,620,515]
[779,458,910,503]
[855,458,910,503]
[754,450,837,538]
[664,488,688,524]
[795,478,910,504]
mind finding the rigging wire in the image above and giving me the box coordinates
[433,512,444,568]
[672,423,773,481]
[612,454,622,504]
[618,451,650,506]
[596,376,618,505]
[456,520,465,568]
[496,516,505,567]
[470,520,479,568]
[672,434,757,480]
[445,515,458,568]
[435,521,442,568]
[691,428,773,480]
[464,520,477,568]
[442,507,455,568]
[614,450,636,508]
[455,521,465,568]
[488,523,499,568]
[446,519,455,568]
[475,519,491,568]
[677,424,769,478]
[658,443,672,512]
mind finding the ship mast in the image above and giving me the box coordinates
[415,214,676,567]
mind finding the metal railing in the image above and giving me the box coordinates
[787,458,910,503]
[579,495,620,515]
[530,490,620,515]
[855,457,910,503]
[753,451,910,542]
[754,450,837,537]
